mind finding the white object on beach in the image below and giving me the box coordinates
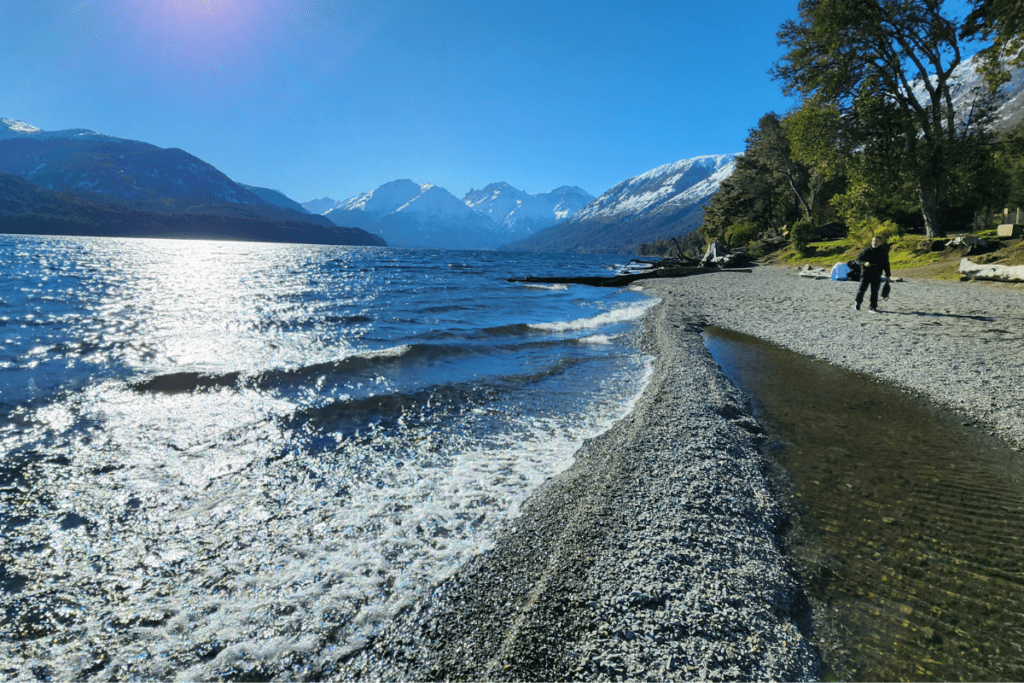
[798,265,831,279]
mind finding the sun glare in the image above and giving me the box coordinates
[124,0,280,68]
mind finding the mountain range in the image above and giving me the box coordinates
[0,117,737,253]
[502,155,738,254]
[3,53,1022,254]
[303,181,595,250]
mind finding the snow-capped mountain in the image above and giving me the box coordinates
[908,53,1024,131]
[544,186,596,222]
[313,180,497,249]
[329,179,424,217]
[570,155,737,225]
[302,197,346,216]
[305,180,594,250]
[503,154,738,254]
[463,182,552,231]
[462,183,593,234]
[0,117,127,143]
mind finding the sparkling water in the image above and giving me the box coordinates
[0,235,654,679]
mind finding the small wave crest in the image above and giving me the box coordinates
[129,346,413,394]
[519,283,569,291]
[529,299,657,333]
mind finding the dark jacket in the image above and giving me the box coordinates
[855,244,891,279]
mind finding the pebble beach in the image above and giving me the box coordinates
[659,265,1024,451]
[346,265,1024,681]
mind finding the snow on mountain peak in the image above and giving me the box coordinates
[336,179,422,215]
[1,118,41,136]
[0,117,128,143]
[571,154,737,224]
[462,182,594,232]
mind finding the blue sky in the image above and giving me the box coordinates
[5,0,800,203]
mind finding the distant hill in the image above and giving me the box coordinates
[240,184,312,214]
[303,181,593,250]
[0,118,363,241]
[502,155,738,254]
[0,172,386,247]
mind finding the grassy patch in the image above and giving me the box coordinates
[762,235,1023,280]
[974,237,1024,266]
[771,238,858,267]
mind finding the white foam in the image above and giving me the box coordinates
[9,353,656,679]
[520,283,569,291]
[579,334,616,345]
[355,344,411,359]
[529,299,657,333]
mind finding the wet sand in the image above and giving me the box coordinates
[341,266,1023,681]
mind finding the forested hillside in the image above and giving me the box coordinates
[0,173,386,246]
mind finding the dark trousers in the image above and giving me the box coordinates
[856,272,882,309]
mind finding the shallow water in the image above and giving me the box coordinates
[0,235,653,680]
[704,326,1024,682]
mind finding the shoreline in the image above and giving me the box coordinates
[346,272,823,680]
[647,266,1024,452]
[343,265,1022,680]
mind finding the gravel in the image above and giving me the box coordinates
[647,266,1024,451]
[336,265,1023,681]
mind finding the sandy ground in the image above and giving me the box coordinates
[338,266,1023,681]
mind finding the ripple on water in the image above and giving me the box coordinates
[704,326,1024,682]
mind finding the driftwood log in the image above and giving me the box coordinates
[959,258,1024,283]
[509,266,751,288]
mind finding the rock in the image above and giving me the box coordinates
[997,224,1024,238]
[959,258,1024,282]
[812,222,846,240]
[945,235,994,255]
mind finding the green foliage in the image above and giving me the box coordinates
[992,123,1024,211]
[784,99,846,177]
[847,217,901,245]
[961,0,1024,90]
[782,99,849,223]
[703,2,1024,252]
[701,113,809,244]
[789,219,815,255]
[636,229,706,258]
[772,0,1001,238]
[725,221,760,248]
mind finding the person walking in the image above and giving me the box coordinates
[854,236,891,312]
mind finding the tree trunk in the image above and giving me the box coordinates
[786,173,813,221]
[918,179,946,238]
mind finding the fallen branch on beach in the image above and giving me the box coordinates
[797,266,831,279]
[959,258,1024,283]
[509,266,752,288]
[511,244,754,288]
